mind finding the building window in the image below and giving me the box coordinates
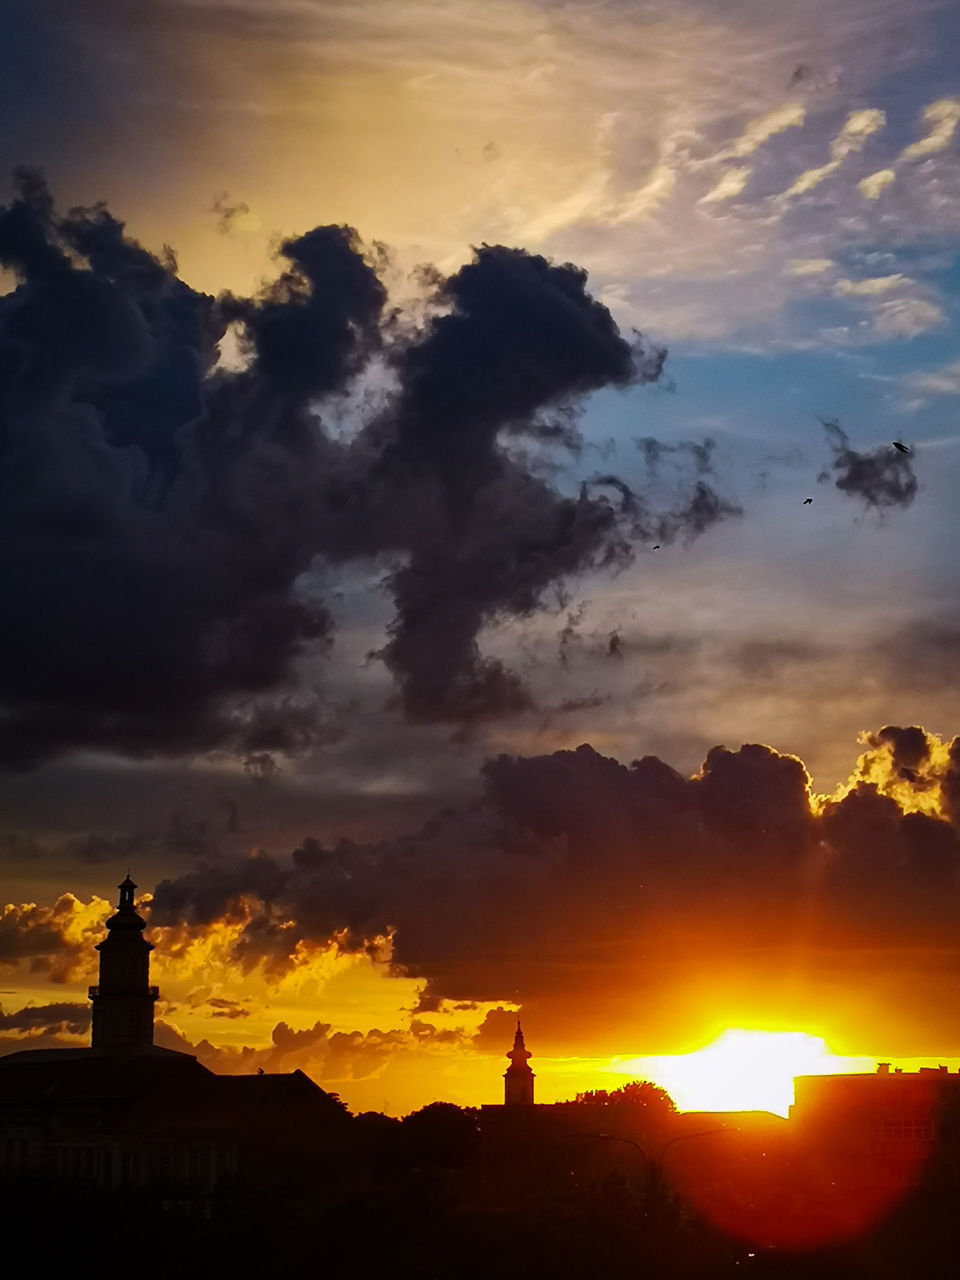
[882,1119,933,1142]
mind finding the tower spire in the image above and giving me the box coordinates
[88,876,159,1054]
[504,1019,535,1105]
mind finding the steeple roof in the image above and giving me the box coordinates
[507,1020,532,1066]
[103,873,147,934]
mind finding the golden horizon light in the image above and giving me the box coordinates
[612,1029,876,1117]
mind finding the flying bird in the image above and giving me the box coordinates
[652,544,660,550]
[892,441,911,454]
[803,497,813,504]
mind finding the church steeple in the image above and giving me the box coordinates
[504,1020,535,1106]
[88,876,158,1054]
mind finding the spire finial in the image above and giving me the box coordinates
[508,1020,531,1063]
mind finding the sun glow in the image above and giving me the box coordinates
[615,1029,875,1117]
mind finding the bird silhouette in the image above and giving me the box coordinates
[892,441,910,454]
[803,497,813,504]
[652,544,660,550]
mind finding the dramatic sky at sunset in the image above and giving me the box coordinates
[4,0,960,1114]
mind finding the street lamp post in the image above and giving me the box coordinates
[574,1124,740,1207]
[660,1126,739,1165]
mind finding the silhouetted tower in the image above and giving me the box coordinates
[89,876,158,1053]
[504,1020,535,1106]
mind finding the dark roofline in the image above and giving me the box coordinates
[0,1045,198,1067]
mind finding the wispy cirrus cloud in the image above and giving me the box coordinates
[859,168,897,198]
[834,274,907,296]
[718,102,808,161]
[694,103,807,206]
[788,258,834,276]
[778,108,887,200]
[869,295,945,339]
[898,357,960,412]
[901,97,960,160]
[859,97,960,196]
[699,166,752,205]
[7,0,952,347]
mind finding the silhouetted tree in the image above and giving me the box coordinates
[573,1079,676,1113]
[399,1101,480,1170]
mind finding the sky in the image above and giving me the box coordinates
[3,0,960,1115]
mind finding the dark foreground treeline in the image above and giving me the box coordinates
[12,1100,960,1279]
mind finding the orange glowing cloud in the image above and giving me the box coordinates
[7,724,960,1114]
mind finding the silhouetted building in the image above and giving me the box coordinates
[504,1020,535,1106]
[0,877,349,1199]
[90,875,158,1053]
[791,1062,960,1188]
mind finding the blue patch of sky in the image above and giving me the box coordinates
[865,7,960,143]
[832,248,960,295]
[856,329,959,374]
[0,5,103,140]
[925,252,960,299]
[578,345,933,483]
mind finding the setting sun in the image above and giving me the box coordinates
[615,1030,876,1117]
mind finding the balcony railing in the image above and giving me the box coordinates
[87,986,159,999]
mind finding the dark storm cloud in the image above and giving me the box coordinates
[584,471,741,548]
[366,247,695,725]
[0,896,96,980]
[387,246,640,479]
[153,1014,460,1082]
[0,998,91,1056]
[0,832,44,862]
[942,737,960,828]
[556,693,609,713]
[818,417,918,510]
[819,783,960,908]
[636,436,715,475]
[558,602,589,668]
[850,723,960,837]
[0,815,220,867]
[661,480,742,539]
[205,996,250,1019]
[0,174,739,765]
[0,171,340,767]
[210,193,253,235]
[147,729,960,1019]
[150,848,287,931]
[0,1000,89,1034]
[219,221,386,400]
[868,724,931,784]
[0,903,71,963]
[67,830,153,865]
